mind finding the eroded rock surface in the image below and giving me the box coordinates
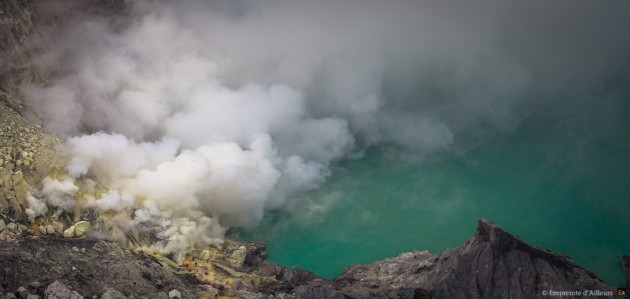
[0,219,618,298]
[0,237,205,298]
[334,219,613,299]
[0,98,61,222]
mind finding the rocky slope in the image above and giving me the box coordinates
[0,95,62,223]
[0,1,626,298]
[0,219,620,298]
[0,0,132,224]
[0,237,206,298]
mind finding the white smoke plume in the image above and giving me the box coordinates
[25,177,78,221]
[20,0,630,254]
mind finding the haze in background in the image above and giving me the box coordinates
[19,0,630,273]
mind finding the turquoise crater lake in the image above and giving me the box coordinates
[237,100,630,287]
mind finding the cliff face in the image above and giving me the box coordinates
[0,0,131,101]
[0,0,61,226]
[0,0,37,113]
[0,1,624,299]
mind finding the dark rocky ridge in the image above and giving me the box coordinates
[333,219,614,299]
[0,219,619,298]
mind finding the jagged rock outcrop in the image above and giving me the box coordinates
[333,219,613,299]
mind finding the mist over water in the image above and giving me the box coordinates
[239,96,630,285]
[16,0,630,282]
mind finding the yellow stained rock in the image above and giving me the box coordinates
[73,221,91,237]
[63,225,75,238]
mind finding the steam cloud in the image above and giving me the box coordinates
[19,0,630,254]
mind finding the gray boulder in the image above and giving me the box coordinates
[44,281,83,299]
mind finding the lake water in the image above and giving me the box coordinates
[238,99,630,287]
